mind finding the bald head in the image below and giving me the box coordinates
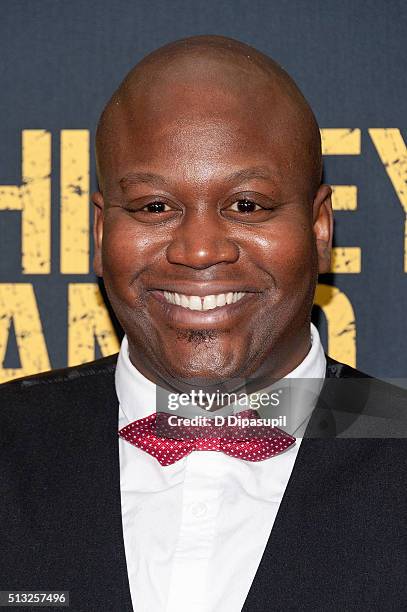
[95,35,322,197]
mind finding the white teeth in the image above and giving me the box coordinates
[203,295,217,311]
[162,291,247,310]
[189,296,202,311]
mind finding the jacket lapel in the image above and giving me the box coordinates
[241,357,368,610]
[94,364,134,611]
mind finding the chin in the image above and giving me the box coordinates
[167,368,241,389]
[161,338,247,388]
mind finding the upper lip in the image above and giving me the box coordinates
[147,283,263,296]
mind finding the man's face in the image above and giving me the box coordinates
[94,71,332,387]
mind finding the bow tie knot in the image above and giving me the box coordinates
[118,409,296,466]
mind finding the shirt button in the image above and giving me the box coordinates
[191,502,207,517]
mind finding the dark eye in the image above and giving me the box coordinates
[143,201,171,213]
[229,199,261,213]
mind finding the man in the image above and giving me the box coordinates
[1,35,406,612]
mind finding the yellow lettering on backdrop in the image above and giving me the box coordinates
[321,128,361,156]
[330,247,361,273]
[369,128,407,272]
[0,130,51,274]
[68,283,120,366]
[330,185,357,211]
[0,283,50,383]
[60,130,90,273]
[314,284,356,367]
[320,128,361,274]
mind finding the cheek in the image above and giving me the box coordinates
[279,231,316,284]
[101,215,157,297]
[246,220,317,294]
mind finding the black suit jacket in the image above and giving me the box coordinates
[0,355,407,612]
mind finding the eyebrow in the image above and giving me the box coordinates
[119,172,169,189]
[119,166,274,189]
[224,166,274,184]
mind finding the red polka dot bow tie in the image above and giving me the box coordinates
[118,409,296,466]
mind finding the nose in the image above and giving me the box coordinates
[166,209,239,269]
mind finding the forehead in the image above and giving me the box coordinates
[98,66,314,194]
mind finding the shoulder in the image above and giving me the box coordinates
[325,354,407,404]
[0,354,121,492]
[318,355,407,437]
[325,355,371,380]
[0,353,119,424]
[1,352,118,390]
[325,354,406,396]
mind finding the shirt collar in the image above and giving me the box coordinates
[116,323,326,432]
[253,324,326,436]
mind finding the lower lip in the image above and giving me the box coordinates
[149,290,258,327]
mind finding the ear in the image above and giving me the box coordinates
[92,191,105,277]
[312,184,333,274]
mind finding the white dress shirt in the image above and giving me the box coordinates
[116,324,326,612]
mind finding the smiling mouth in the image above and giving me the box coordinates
[163,291,246,311]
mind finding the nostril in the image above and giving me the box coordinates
[166,238,239,269]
